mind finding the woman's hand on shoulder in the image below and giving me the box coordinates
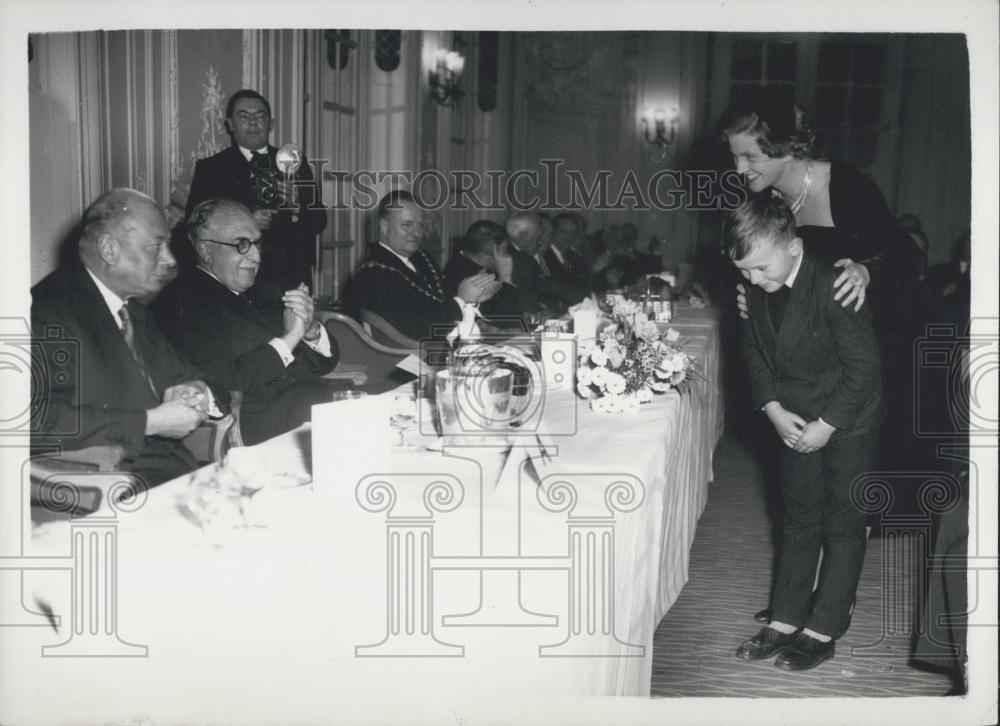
[832,258,870,311]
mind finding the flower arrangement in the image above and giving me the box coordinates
[576,300,696,413]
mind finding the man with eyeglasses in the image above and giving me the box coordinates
[154,199,344,445]
[186,89,326,290]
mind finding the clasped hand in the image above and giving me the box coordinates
[282,283,319,343]
[146,381,212,438]
[764,402,835,453]
[458,272,502,304]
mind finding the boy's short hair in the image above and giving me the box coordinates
[723,192,797,261]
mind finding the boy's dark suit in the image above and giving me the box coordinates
[742,250,883,638]
[186,144,326,289]
[31,261,226,485]
[153,269,338,445]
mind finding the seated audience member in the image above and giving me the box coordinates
[186,89,326,289]
[443,220,537,325]
[546,212,594,291]
[31,188,227,486]
[507,212,588,314]
[154,199,342,445]
[348,191,500,340]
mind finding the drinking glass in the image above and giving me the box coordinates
[185,470,224,543]
[390,394,418,447]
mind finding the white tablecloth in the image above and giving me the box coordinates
[9,306,723,723]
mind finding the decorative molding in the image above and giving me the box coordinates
[165,30,181,206]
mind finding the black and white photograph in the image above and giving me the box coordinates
[1,1,996,724]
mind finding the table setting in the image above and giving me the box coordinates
[15,296,724,717]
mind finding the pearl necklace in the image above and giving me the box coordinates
[787,161,812,216]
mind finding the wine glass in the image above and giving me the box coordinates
[185,470,224,544]
[390,394,417,447]
[221,448,267,528]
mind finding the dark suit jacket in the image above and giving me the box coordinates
[153,268,338,444]
[544,247,592,292]
[31,261,224,484]
[742,251,883,438]
[512,246,588,313]
[186,144,327,288]
[348,244,463,341]
[442,252,536,322]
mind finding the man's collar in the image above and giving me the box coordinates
[196,265,242,295]
[238,145,269,162]
[785,250,805,289]
[84,266,126,320]
[378,242,417,272]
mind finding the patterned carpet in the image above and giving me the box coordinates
[650,432,954,698]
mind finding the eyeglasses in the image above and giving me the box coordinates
[198,237,260,255]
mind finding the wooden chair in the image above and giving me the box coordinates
[317,310,418,394]
[358,308,422,350]
[30,391,243,519]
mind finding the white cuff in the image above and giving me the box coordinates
[268,338,295,367]
[303,324,333,357]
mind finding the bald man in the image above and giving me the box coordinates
[31,188,227,486]
[505,212,588,314]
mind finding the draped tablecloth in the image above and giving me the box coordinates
[10,306,723,723]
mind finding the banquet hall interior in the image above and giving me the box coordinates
[17,28,982,712]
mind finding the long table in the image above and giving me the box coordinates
[10,303,723,722]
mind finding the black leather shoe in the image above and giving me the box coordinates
[774,634,835,671]
[753,607,771,624]
[736,626,800,661]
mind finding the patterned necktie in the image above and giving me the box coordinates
[118,303,157,395]
[768,285,791,332]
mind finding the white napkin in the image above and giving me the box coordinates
[446,303,482,344]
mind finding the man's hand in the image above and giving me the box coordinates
[457,272,500,304]
[736,283,749,320]
[163,381,212,414]
[764,401,807,448]
[832,259,870,311]
[253,208,277,230]
[145,400,206,438]
[494,241,514,284]
[792,419,836,453]
[281,283,315,349]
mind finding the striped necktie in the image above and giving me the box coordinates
[118,303,158,395]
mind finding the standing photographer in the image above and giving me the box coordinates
[186,89,326,290]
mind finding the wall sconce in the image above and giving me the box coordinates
[641,106,680,160]
[429,49,466,107]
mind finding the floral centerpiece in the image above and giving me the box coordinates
[576,300,696,413]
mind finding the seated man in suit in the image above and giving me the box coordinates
[348,190,500,341]
[186,89,326,290]
[31,188,227,486]
[506,212,588,315]
[546,212,594,292]
[443,220,537,327]
[155,199,343,445]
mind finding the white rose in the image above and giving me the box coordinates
[665,328,680,343]
[606,347,625,368]
[605,372,627,395]
[590,366,608,387]
[576,366,593,387]
[635,319,660,342]
[589,347,608,367]
[577,382,593,399]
